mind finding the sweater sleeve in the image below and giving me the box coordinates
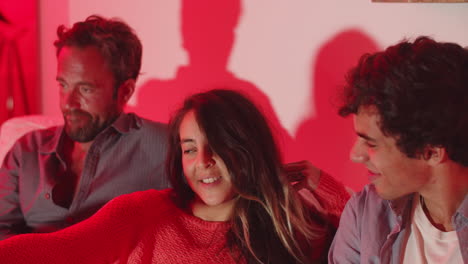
[0,190,158,264]
[298,171,351,228]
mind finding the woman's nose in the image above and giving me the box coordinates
[198,147,215,168]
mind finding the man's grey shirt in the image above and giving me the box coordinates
[0,113,170,240]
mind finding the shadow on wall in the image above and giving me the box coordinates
[126,0,294,157]
[127,1,379,191]
[292,30,379,191]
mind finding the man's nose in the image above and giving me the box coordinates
[62,89,80,110]
[350,139,368,163]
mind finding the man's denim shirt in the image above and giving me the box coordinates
[329,184,468,263]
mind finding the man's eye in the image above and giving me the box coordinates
[81,86,92,93]
[366,142,377,148]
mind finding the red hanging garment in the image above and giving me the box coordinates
[0,22,29,126]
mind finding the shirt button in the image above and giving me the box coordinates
[44,193,51,199]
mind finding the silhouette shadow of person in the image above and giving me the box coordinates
[127,0,294,157]
[293,30,379,191]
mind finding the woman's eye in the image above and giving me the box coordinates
[183,149,196,154]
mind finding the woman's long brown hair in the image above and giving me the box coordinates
[167,89,326,263]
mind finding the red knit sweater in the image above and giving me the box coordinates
[0,173,350,263]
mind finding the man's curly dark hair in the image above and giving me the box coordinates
[339,36,468,167]
[54,15,142,97]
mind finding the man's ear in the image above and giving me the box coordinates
[424,146,447,166]
[118,79,135,105]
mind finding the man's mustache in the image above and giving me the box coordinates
[63,109,91,117]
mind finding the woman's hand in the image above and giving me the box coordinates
[283,160,321,191]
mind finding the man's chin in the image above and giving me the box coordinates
[65,126,99,143]
[62,113,118,143]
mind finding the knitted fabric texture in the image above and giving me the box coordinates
[0,173,350,263]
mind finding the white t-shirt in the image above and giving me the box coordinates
[402,194,463,263]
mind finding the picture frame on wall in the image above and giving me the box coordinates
[373,0,467,2]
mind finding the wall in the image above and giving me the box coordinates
[39,0,468,191]
[38,0,68,118]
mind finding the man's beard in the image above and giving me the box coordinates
[63,109,117,143]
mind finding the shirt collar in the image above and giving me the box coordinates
[38,113,141,155]
[455,194,468,226]
[110,112,141,134]
[38,126,64,155]
[387,192,414,217]
[386,189,468,229]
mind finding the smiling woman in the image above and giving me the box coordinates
[165,89,350,263]
[0,89,350,264]
[178,110,236,222]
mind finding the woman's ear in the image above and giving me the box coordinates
[424,146,447,166]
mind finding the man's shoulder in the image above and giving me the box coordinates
[348,184,389,214]
[128,113,168,135]
[0,126,62,166]
[349,184,413,219]
[13,126,62,151]
[138,117,168,132]
[354,184,380,198]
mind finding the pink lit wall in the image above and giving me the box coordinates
[39,0,468,191]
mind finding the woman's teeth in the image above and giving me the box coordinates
[201,177,220,184]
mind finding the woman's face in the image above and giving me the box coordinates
[179,110,236,221]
